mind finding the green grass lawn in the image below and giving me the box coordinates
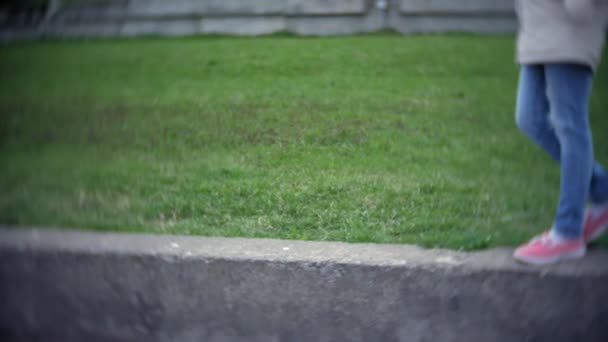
[1,34,607,250]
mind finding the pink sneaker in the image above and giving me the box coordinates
[583,205,608,242]
[513,232,585,265]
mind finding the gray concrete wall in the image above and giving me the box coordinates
[1,0,517,39]
[1,228,608,342]
[395,0,516,34]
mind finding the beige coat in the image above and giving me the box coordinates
[516,0,608,71]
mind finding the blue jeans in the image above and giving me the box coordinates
[515,64,608,239]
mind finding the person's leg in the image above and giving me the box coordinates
[589,165,608,205]
[515,65,560,158]
[515,65,608,206]
[513,64,588,265]
[545,63,594,240]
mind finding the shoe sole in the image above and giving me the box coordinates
[513,247,586,266]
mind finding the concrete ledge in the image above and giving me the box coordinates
[391,15,517,34]
[286,14,383,36]
[54,0,368,21]
[126,0,286,18]
[125,0,368,17]
[399,0,515,15]
[1,227,607,342]
[1,0,517,39]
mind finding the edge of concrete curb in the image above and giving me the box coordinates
[2,226,608,342]
[1,226,608,277]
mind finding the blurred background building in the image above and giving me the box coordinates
[0,0,517,39]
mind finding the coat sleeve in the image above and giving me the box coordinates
[564,0,595,22]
